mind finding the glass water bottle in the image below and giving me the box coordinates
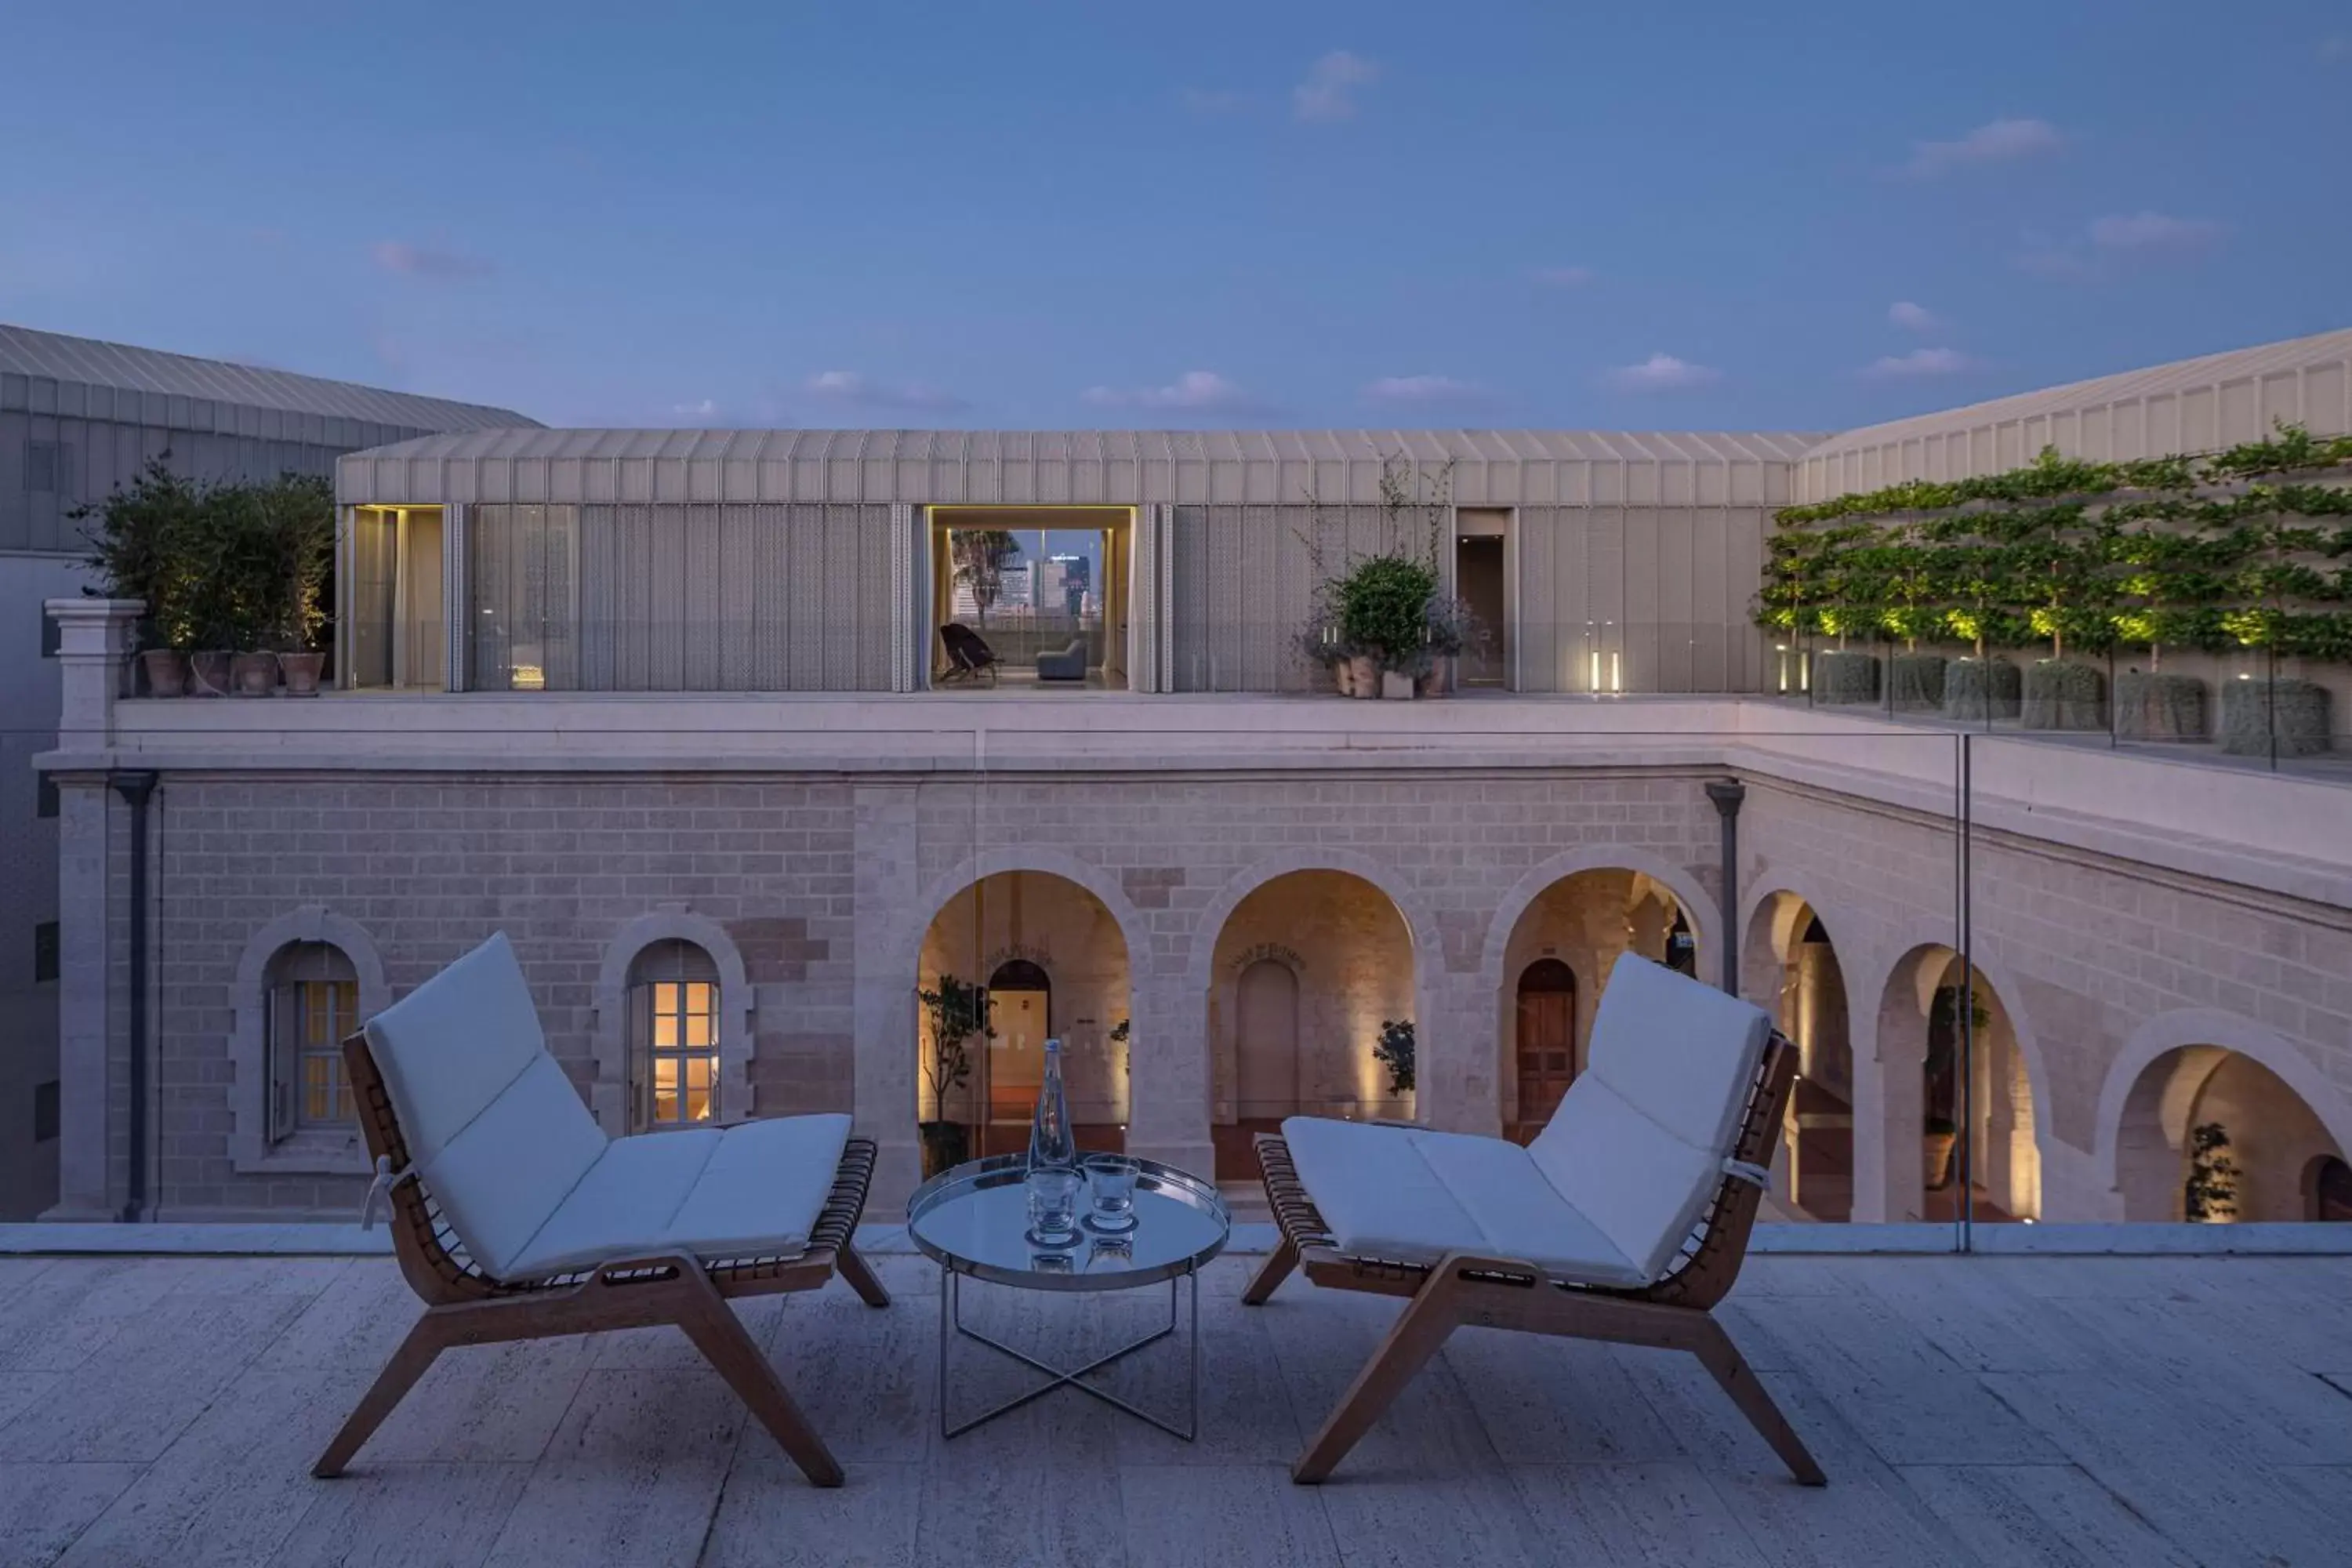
[1027,1037,1077,1174]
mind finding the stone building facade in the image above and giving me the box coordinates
[39,602,2352,1230]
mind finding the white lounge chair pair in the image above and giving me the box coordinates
[1244,953,1825,1486]
[314,933,887,1488]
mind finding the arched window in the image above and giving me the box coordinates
[628,940,720,1129]
[264,942,360,1143]
[1515,958,1580,1135]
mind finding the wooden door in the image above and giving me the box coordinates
[1515,960,1579,1134]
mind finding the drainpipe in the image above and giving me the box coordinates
[1702,778,1745,995]
[111,771,157,1222]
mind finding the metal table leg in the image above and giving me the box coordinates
[938,1261,1201,1440]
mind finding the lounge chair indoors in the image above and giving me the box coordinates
[937,622,999,685]
[1035,638,1087,682]
[313,931,888,1488]
[1243,953,1824,1487]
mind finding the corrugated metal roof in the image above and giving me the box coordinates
[1798,326,2352,470]
[343,426,1824,465]
[0,322,537,431]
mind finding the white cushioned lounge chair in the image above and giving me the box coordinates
[312,932,889,1488]
[1243,953,1824,1486]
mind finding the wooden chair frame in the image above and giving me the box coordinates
[314,1031,891,1488]
[1242,1033,1824,1487]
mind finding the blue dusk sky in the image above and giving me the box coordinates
[3,2,2347,435]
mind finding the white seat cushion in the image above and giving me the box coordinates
[506,1113,853,1278]
[1527,954,1770,1281]
[363,933,608,1279]
[1279,1116,1643,1287]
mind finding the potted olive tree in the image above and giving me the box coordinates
[76,458,205,696]
[1338,555,1439,699]
[259,474,335,695]
[917,976,989,1177]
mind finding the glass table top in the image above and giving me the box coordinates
[906,1153,1230,1291]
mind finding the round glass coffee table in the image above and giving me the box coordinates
[907,1153,1229,1440]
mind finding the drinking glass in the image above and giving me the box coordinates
[1025,1169,1083,1247]
[1084,1153,1138,1232]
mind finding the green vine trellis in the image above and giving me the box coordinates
[1758,424,2352,666]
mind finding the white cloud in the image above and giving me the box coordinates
[1293,50,1378,122]
[1904,117,2063,177]
[369,240,493,280]
[1887,300,1943,332]
[1361,375,1486,407]
[1080,370,1267,414]
[803,369,970,413]
[1181,86,1244,115]
[2322,34,2349,60]
[1531,266,1595,288]
[672,398,720,419]
[1864,347,1975,379]
[1607,354,1722,391]
[2089,211,2222,251]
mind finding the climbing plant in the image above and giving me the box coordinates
[1757,425,2352,665]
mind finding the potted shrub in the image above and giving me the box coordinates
[2022,659,2105,730]
[1337,554,1438,702]
[2183,1121,2240,1221]
[1373,1018,1415,1098]
[259,474,334,696]
[76,457,202,696]
[1922,984,1986,1191]
[916,976,989,1177]
[1417,596,1478,698]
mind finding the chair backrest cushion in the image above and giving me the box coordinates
[1526,953,1771,1282]
[364,931,606,1279]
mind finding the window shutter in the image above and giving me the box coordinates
[265,984,299,1143]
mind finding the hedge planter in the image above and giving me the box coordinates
[1814,649,1881,706]
[1941,658,2021,722]
[138,649,188,699]
[2022,660,2105,731]
[2114,673,2206,742]
[279,651,326,697]
[1889,654,1947,713]
[2219,677,2333,757]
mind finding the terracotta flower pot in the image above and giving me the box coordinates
[1347,655,1378,699]
[187,651,234,697]
[278,651,325,697]
[1332,658,1356,698]
[139,649,189,698]
[1923,1128,1958,1191]
[231,651,280,696]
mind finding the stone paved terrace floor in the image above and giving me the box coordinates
[5,1248,2352,1567]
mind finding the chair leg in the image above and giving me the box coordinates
[1293,1273,1462,1484]
[311,1313,451,1478]
[1693,1318,1826,1486]
[836,1243,892,1308]
[674,1284,844,1487]
[1241,1238,1298,1306]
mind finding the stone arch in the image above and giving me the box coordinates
[228,906,391,1173]
[1734,878,1869,1014]
[1477,844,1722,1007]
[593,906,756,1134]
[913,858,1138,1152]
[2092,1008,2352,1218]
[1852,935,2049,1223]
[1196,859,1423,1172]
[903,847,1154,990]
[1738,884,1860,1220]
[1185,848,1439,998]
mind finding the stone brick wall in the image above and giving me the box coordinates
[1739,774,2352,1221]
[100,767,1728,1218]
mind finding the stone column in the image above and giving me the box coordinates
[45,599,140,1220]
[851,784,924,1210]
[1125,968,1212,1178]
